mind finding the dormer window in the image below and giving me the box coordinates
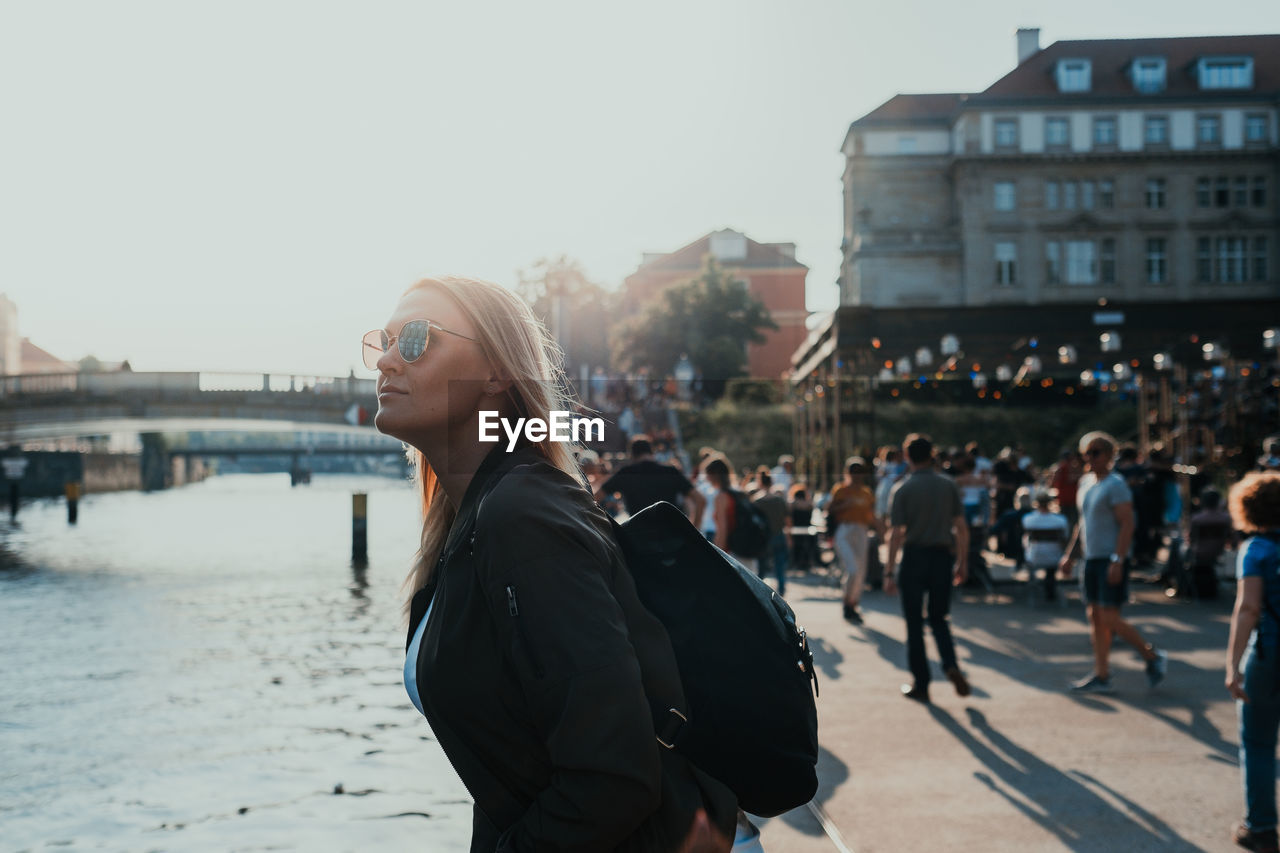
[1131,57,1166,93]
[1056,59,1091,93]
[1197,56,1253,90]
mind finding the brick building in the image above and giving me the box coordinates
[625,228,810,380]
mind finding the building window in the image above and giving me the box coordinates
[1100,238,1116,284]
[1197,115,1222,146]
[1132,57,1167,93]
[1254,177,1267,207]
[1200,235,1268,283]
[1197,57,1253,90]
[1234,176,1249,207]
[1045,117,1070,147]
[1065,240,1097,285]
[1145,178,1166,209]
[1063,181,1077,210]
[1218,236,1247,283]
[1246,114,1269,144]
[1197,177,1211,208]
[994,181,1016,211]
[1215,176,1230,207]
[898,136,917,154]
[1045,181,1059,210]
[1146,238,1168,284]
[1081,181,1095,210]
[1093,117,1117,146]
[995,119,1018,148]
[1046,241,1061,284]
[1144,115,1169,145]
[995,242,1017,285]
[1056,59,1092,92]
[1099,179,1114,209]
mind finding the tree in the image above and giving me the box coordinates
[517,256,616,380]
[611,256,777,397]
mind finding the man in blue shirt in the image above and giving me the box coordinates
[1059,431,1168,693]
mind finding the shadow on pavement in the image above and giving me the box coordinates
[930,706,1200,852]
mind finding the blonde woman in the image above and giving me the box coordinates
[367,276,740,852]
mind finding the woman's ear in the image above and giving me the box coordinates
[485,366,513,397]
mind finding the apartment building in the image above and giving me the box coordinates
[801,31,1279,380]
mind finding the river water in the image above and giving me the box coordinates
[0,474,473,852]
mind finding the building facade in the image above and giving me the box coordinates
[792,31,1280,488]
[840,31,1278,312]
[625,228,810,380]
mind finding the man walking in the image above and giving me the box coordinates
[1058,431,1168,693]
[884,434,972,703]
[594,435,706,521]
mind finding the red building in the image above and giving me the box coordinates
[623,229,810,380]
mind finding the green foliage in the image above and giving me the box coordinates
[679,397,1140,477]
[725,378,783,406]
[611,256,777,391]
[678,400,793,474]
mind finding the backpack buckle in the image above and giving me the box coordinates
[655,708,688,749]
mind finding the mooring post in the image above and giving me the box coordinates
[65,481,81,524]
[352,493,368,564]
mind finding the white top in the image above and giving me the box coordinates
[1022,510,1070,567]
[403,598,434,717]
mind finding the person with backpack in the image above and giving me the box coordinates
[703,455,771,566]
[1225,470,1280,853]
[372,275,743,851]
[751,468,791,598]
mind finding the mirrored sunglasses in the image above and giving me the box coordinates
[361,319,477,370]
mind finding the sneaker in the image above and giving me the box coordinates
[1070,673,1115,694]
[945,666,971,697]
[1235,824,1279,853]
[1146,649,1168,688]
[901,683,930,704]
[842,604,863,624]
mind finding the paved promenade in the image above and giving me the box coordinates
[755,564,1241,853]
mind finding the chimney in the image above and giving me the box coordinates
[1016,27,1040,65]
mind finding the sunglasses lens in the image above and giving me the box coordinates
[361,330,386,370]
[398,320,430,363]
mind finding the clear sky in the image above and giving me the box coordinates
[3,0,1278,377]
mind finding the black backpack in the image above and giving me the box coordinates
[725,489,771,559]
[610,501,820,817]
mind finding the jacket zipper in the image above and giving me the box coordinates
[505,585,546,678]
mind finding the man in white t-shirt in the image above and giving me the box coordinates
[1022,490,1069,602]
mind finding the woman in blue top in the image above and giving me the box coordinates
[1226,470,1280,853]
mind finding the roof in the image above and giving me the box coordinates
[971,33,1280,104]
[850,93,968,127]
[633,229,808,273]
[20,338,74,371]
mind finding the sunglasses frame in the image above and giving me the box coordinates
[362,319,478,369]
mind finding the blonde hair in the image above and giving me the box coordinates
[400,276,583,615]
[1078,430,1117,456]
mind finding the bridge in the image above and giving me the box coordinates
[0,371,401,490]
[0,371,384,442]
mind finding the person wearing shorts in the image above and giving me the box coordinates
[1059,431,1168,693]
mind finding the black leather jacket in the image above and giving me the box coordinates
[406,444,737,852]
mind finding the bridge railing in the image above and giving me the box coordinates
[0,372,377,397]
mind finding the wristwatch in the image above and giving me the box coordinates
[1109,553,1121,563]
